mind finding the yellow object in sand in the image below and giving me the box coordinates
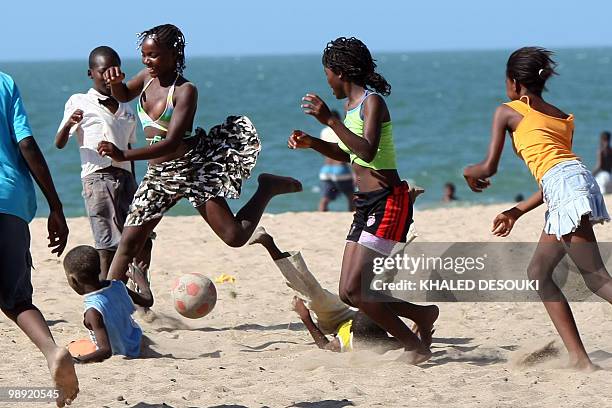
[215,273,236,284]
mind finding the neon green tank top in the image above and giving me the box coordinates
[338,91,397,170]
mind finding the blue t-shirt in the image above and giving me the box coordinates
[0,72,36,222]
[83,280,142,357]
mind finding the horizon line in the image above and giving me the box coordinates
[1,44,611,64]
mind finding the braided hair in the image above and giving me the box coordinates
[138,24,186,74]
[506,47,557,95]
[322,37,391,96]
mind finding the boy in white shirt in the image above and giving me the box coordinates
[56,46,150,278]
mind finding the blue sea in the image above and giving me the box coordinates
[3,48,612,217]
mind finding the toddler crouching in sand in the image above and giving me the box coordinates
[249,227,430,353]
[63,245,152,363]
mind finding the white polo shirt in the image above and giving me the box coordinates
[58,88,137,178]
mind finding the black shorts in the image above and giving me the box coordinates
[0,214,33,310]
[346,181,413,255]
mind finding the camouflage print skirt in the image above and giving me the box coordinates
[125,116,261,227]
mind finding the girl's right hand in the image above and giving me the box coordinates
[288,130,313,149]
[464,175,491,192]
[103,66,125,85]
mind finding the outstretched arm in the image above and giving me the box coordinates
[463,105,515,192]
[288,130,350,162]
[492,190,543,237]
[292,297,340,352]
[98,83,198,162]
[302,93,383,163]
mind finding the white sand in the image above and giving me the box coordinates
[1,199,612,408]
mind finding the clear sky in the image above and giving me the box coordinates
[2,0,611,61]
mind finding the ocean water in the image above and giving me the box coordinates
[3,48,612,217]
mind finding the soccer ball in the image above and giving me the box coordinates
[171,273,217,319]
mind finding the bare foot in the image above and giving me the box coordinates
[291,296,310,320]
[568,356,601,372]
[397,347,432,365]
[47,347,79,407]
[413,305,439,348]
[258,173,302,196]
[247,226,270,246]
[409,185,425,204]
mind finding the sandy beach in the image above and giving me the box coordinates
[1,199,612,408]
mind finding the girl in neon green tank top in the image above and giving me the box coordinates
[288,37,438,365]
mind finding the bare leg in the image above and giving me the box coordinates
[319,197,331,212]
[100,239,152,281]
[198,173,301,247]
[107,218,161,282]
[339,242,431,364]
[138,237,154,268]
[564,216,612,302]
[529,229,596,371]
[248,227,290,260]
[97,249,114,280]
[2,303,79,407]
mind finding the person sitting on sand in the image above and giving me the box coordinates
[63,245,152,363]
[249,227,431,352]
[0,71,79,407]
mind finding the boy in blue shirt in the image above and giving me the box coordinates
[0,71,79,407]
[63,245,153,363]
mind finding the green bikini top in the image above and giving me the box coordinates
[338,90,397,170]
[137,75,195,144]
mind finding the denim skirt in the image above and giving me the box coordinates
[541,159,610,239]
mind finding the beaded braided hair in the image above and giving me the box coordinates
[322,37,391,96]
[138,24,186,74]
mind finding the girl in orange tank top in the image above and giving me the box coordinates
[464,47,610,371]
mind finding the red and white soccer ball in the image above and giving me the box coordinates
[172,273,217,319]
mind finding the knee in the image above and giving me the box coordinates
[527,262,549,283]
[583,270,611,294]
[1,302,36,322]
[339,290,352,306]
[221,229,247,248]
[339,281,362,307]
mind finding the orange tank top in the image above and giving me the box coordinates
[504,96,578,183]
